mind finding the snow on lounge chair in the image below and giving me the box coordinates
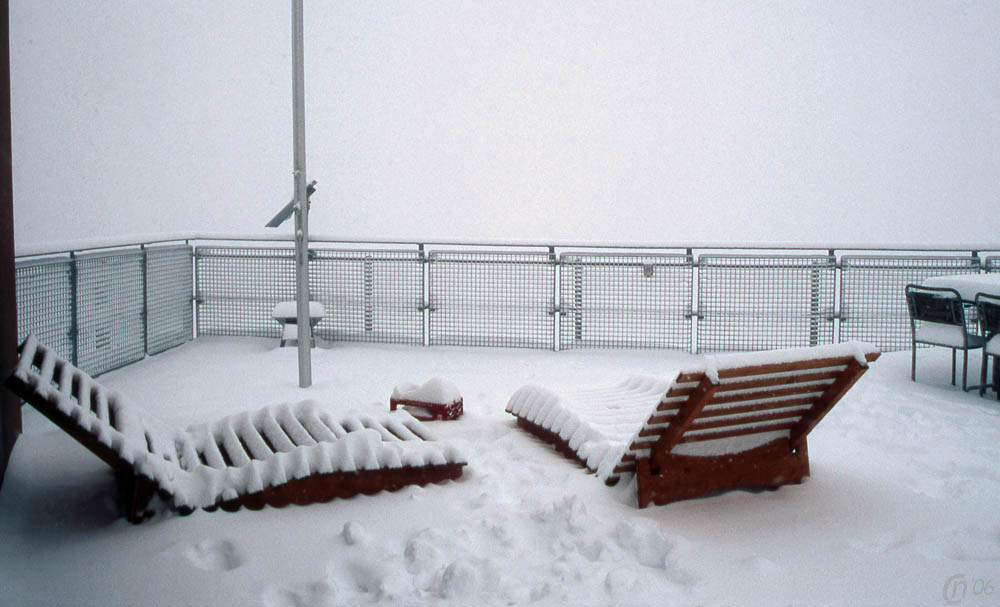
[4,335,467,523]
[506,342,880,507]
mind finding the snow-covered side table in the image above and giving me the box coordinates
[272,301,326,347]
[390,377,463,421]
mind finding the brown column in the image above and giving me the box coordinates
[1,0,21,487]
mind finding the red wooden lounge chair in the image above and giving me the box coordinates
[506,342,880,507]
[4,335,467,523]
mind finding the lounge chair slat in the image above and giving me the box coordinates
[200,433,228,469]
[679,421,798,443]
[663,370,839,400]
[714,369,843,391]
[255,411,297,452]
[704,383,832,406]
[715,352,878,380]
[696,396,818,419]
[275,405,318,447]
[688,408,809,431]
[217,422,252,467]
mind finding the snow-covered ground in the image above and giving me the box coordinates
[2,337,999,606]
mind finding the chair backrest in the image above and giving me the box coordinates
[976,293,1000,337]
[905,285,966,326]
[616,343,880,477]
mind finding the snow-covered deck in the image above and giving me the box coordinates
[2,337,999,606]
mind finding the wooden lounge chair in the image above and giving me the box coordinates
[506,342,880,507]
[4,335,467,523]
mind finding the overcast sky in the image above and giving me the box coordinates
[9,2,1000,250]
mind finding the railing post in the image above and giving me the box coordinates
[363,255,374,333]
[0,3,18,486]
[573,262,583,343]
[192,247,200,339]
[809,261,821,347]
[688,248,697,354]
[69,252,79,366]
[191,246,198,340]
[550,246,558,351]
[141,244,149,355]
[420,244,429,347]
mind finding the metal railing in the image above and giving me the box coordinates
[14,235,1000,376]
[15,244,193,376]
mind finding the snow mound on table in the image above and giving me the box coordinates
[392,377,462,404]
[271,301,325,318]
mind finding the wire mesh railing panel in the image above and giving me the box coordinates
[428,251,555,348]
[558,253,693,349]
[839,255,981,352]
[146,245,193,354]
[75,251,146,375]
[195,247,296,337]
[15,258,74,362]
[310,249,424,345]
[697,255,836,353]
[987,257,1000,273]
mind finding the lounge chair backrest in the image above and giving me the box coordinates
[614,343,881,479]
[6,335,186,484]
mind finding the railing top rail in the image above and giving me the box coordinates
[14,231,1000,259]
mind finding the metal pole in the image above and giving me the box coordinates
[0,0,20,487]
[292,0,311,387]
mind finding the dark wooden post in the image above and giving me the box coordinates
[1,0,21,487]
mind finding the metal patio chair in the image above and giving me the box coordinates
[976,292,1000,399]
[905,285,985,391]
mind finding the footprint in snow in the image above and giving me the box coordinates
[184,539,244,572]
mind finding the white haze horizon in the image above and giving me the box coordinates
[9,2,1000,250]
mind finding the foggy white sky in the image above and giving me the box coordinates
[9,2,1000,249]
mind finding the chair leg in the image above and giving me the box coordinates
[911,341,916,382]
[982,350,989,397]
[994,355,1000,400]
[951,349,957,386]
[961,350,967,391]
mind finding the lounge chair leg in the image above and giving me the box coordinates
[911,341,916,382]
